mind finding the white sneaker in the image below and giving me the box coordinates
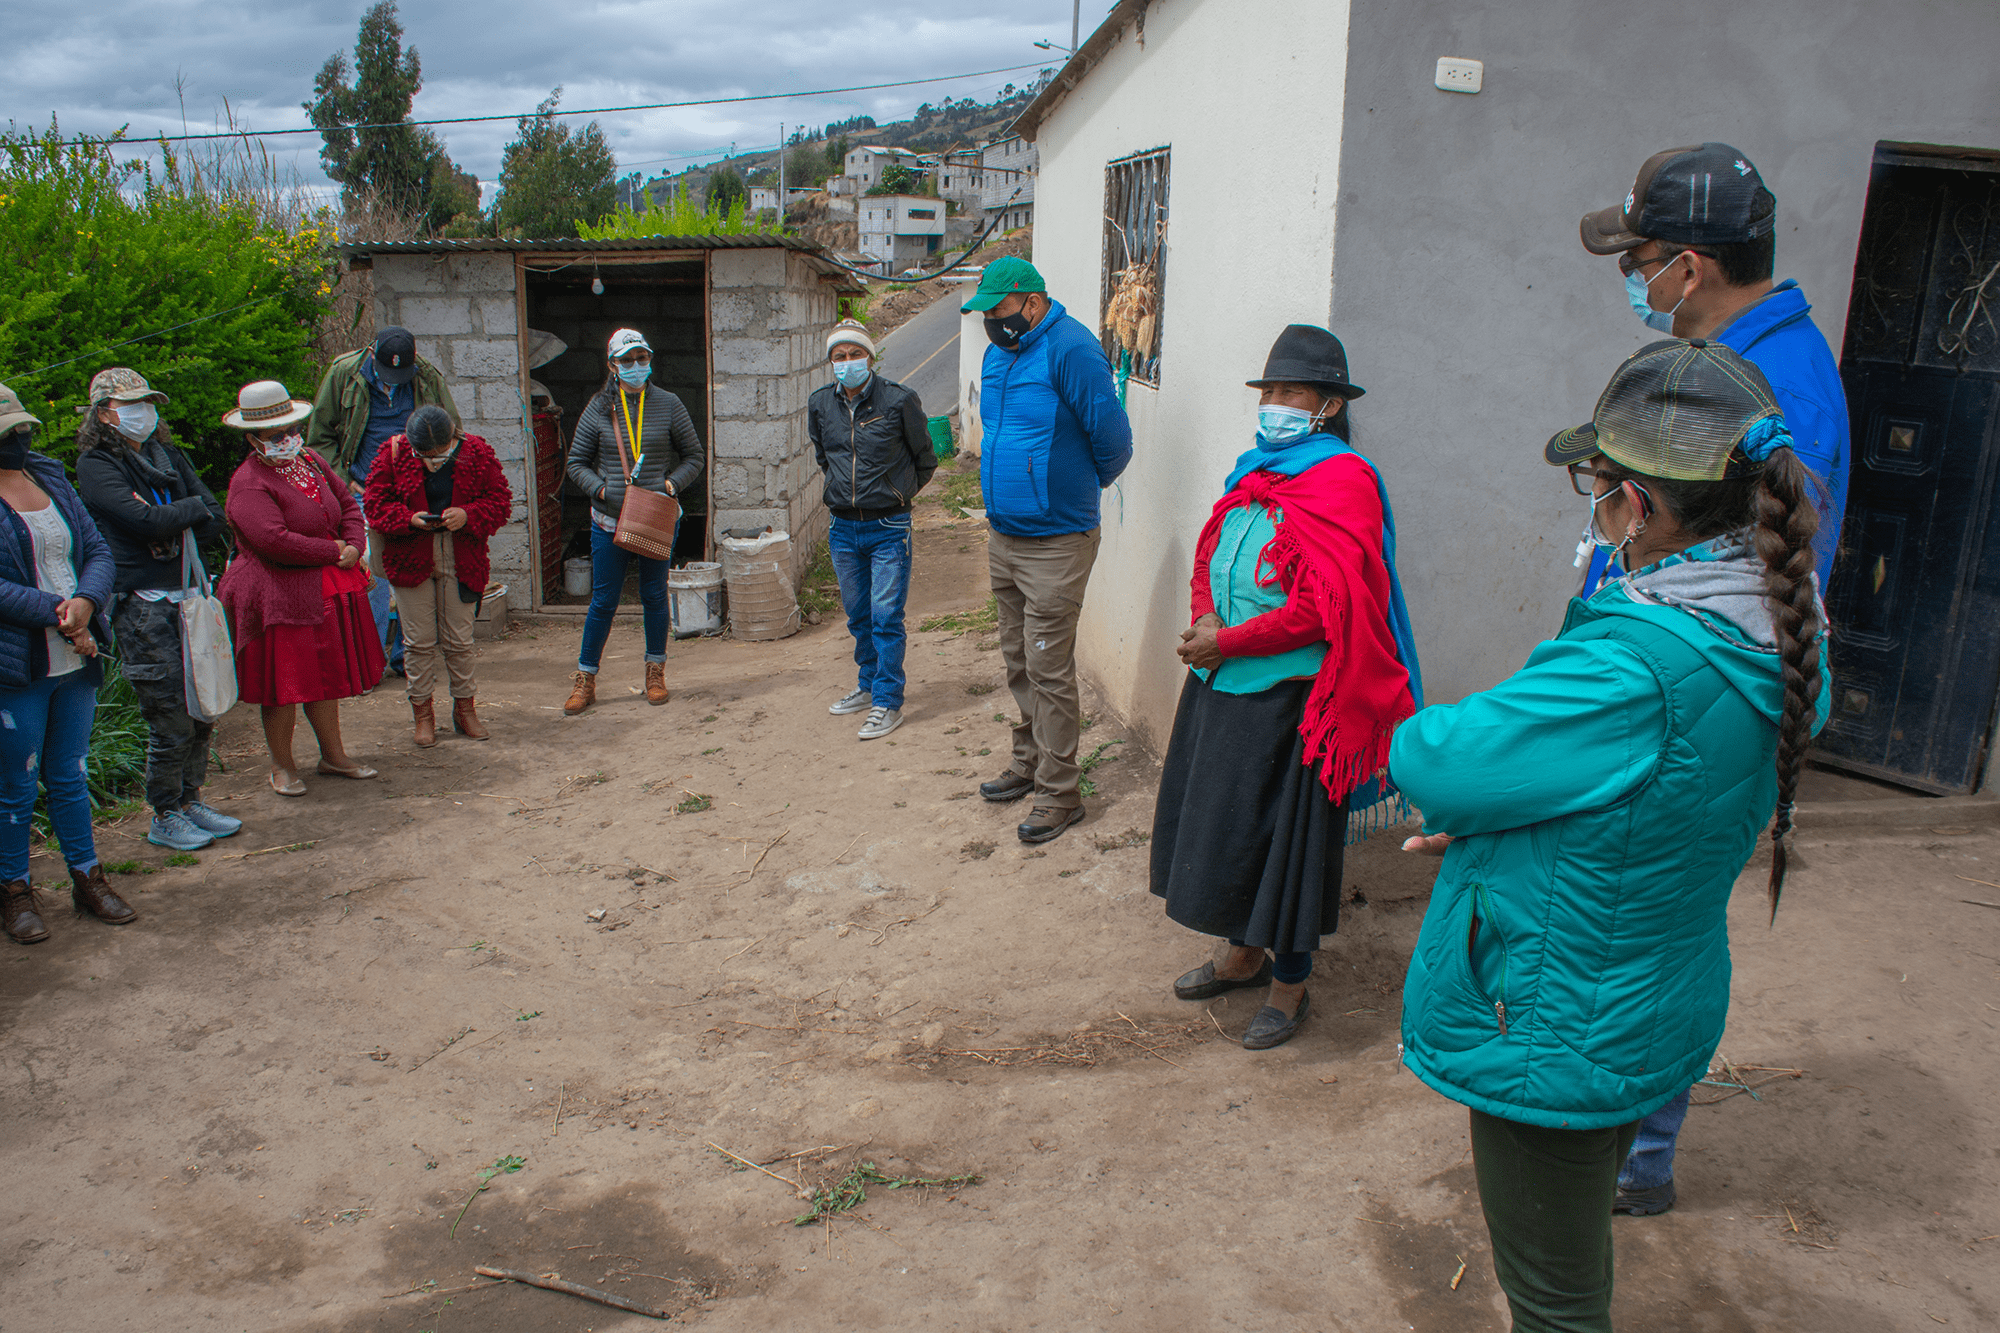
[857,706,903,740]
[829,688,872,716]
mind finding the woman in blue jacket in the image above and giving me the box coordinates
[1390,341,1828,1331]
[0,384,133,944]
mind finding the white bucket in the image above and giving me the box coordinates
[718,530,800,642]
[563,557,592,597]
[668,562,724,638]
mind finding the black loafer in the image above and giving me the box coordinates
[1018,804,1085,844]
[979,771,1035,803]
[1613,1181,1676,1216]
[1242,990,1310,1050]
[1173,955,1274,1000]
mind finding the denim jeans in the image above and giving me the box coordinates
[577,522,669,672]
[1617,1087,1691,1191]
[353,487,403,672]
[0,670,100,879]
[110,597,213,815]
[828,514,913,711]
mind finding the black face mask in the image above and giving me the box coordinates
[984,308,1035,350]
[0,429,31,470]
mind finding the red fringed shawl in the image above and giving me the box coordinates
[1190,456,1415,802]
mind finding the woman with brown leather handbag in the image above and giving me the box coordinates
[561,329,705,716]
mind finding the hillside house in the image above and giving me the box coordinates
[981,136,1038,231]
[844,145,920,191]
[336,236,860,610]
[1007,0,2000,793]
[858,196,947,272]
[934,148,987,210]
[749,186,819,214]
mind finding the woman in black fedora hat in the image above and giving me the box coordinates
[1150,325,1423,1049]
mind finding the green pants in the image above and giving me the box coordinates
[1469,1109,1641,1332]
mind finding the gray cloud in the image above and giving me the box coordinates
[10,0,1084,189]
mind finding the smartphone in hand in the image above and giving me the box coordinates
[418,512,444,528]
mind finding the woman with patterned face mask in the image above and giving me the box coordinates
[216,380,385,796]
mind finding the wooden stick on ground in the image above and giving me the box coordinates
[742,828,790,877]
[706,1141,806,1194]
[473,1267,668,1319]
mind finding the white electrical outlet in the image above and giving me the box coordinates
[1435,57,1483,94]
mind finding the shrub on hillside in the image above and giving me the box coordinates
[0,122,334,484]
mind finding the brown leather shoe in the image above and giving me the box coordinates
[452,696,489,740]
[646,661,670,706]
[412,696,438,748]
[3,879,49,944]
[70,864,137,925]
[563,670,596,716]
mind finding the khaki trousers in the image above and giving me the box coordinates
[395,534,478,701]
[988,527,1101,809]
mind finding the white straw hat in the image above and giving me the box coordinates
[221,380,313,430]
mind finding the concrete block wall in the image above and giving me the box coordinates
[709,249,838,579]
[369,253,532,608]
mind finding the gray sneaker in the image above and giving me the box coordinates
[182,801,243,838]
[857,706,903,740]
[829,688,872,716]
[147,809,214,852]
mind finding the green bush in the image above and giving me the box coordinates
[579,186,784,240]
[0,121,334,485]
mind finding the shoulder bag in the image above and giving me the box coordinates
[179,534,239,723]
[611,392,680,560]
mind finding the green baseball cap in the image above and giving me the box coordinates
[1546,339,1783,481]
[961,256,1047,313]
[0,383,42,435]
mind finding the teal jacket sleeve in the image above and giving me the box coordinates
[1388,636,1668,836]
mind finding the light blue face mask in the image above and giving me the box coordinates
[1624,253,1688,334]
[832,359,871,389]
[616,361,651,387]
[1257,404,1318,445]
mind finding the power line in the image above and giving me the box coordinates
[66,63,1055,149]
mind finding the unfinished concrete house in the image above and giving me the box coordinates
[334,236,859,612]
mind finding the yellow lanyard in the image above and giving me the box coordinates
[616,387,646,474]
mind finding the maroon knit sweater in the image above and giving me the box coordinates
[217,449,365,643]
[361,432,513,590]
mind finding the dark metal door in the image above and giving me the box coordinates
[1820,152,2000,793]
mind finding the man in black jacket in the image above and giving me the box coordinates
[72,368,237,853]
[807,319,938,740]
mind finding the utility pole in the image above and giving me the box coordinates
[1072,0,1079,55]
[778,123,786,221]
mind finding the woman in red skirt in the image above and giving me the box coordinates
[217,381,385,796]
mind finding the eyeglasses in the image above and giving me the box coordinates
[614,352,652,366]
[1617,250,1673,277]
[1567,463,1624,496]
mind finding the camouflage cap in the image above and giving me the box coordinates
[0,383,42,435]
[1546,339,1783,481]
[81,367,168,411]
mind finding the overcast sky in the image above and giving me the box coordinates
[10,0,1088,198]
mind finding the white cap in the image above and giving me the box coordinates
[607,328,652,359]
[825,319,877,360]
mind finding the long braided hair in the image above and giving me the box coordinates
[1600,445,1822,920]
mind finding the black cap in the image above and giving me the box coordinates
[1581,143,1775,255]
[374,326,419,386]
[1245,325,1365,398]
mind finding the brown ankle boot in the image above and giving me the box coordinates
[3,879,49,944]
[412,697,437,748]
[452,696,489,740]
[563,670,596,716]
[646,661,670,706]
[70,865,136,925]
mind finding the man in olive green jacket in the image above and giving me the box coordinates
[305,326,460,673]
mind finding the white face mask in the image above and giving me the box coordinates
[113,402,158,441]
[259,431,305,462]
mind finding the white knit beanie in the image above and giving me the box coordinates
[825,319,877,360]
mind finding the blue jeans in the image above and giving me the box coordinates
[1618,1087,1691,1191]
[577,522,669,672]
[353,487,403,673]
[829,514,913,710]
[0,671,100,879]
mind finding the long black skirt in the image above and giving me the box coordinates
[1149,671,1348,954]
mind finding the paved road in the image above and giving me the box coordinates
[875,290,965,419]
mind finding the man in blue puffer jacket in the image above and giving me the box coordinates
[962,257,1133,844]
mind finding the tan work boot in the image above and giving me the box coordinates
[563,670,596,716]
[646,662,670,706]
[412,696,437,748]
[452,696,489,740]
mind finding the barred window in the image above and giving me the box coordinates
[1101,147,1170,385]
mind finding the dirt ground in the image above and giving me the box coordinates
[4,481,1998,1331]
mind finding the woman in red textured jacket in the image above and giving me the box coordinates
[216,381,385,797]
[1150,327,1421,1051]
[363,405,513,747]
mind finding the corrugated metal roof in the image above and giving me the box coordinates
[334,234,826,257]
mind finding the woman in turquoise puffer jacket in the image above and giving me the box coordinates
[1389,340,1829,1333]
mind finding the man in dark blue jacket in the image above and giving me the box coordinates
[962,257,1133,843]
[1579,142,1852,1217]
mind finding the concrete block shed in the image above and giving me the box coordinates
[335,236,859,611]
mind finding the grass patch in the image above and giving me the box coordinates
[797,537,841,617]
[1078,739,1125,799]
[920,597,998,637]
[793,1161,982,1227]
[104,859,155,875]
[931,456,983,517]
[165,852,200,868]
[676,791,714,815]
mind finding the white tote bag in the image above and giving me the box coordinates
[179,535,238,723]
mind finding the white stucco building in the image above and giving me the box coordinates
[1002,0,2000,794]
[980,136,1038,231]
[857,195,948,273]
[843,145,919,191]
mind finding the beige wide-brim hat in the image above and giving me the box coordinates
[221,380,313,431]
